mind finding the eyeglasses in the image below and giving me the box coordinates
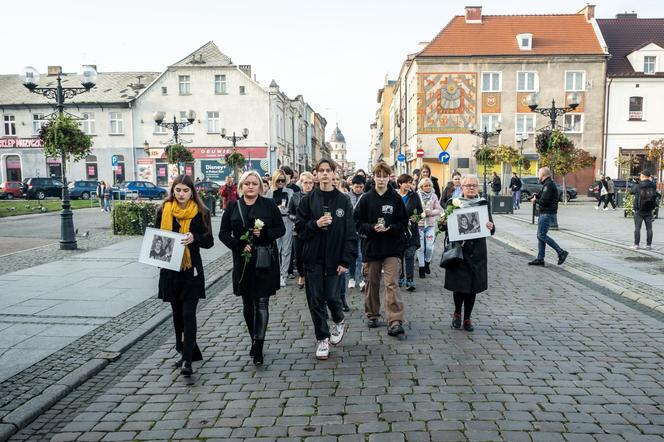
[462,184,479,188]
[276,179,286,183]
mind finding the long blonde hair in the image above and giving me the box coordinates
[270,170,287,191]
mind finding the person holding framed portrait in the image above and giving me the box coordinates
[441,175,495,332]
[156,175,214,377]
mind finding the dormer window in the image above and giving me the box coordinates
[517,33,532,50]
[644,56,656,74]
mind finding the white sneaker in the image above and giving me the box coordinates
[631,245,640,250]
[280,275,286,287]
[644,245,652,250]
[330,320,347,346]
[316,338,330,360]
[358,281,366,291]
[603,207,608,211]
[594,206,599,210]
[348,278,356,289]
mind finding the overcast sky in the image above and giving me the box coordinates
[2,0,661,168]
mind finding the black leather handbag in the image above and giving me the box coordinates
[255,245,273,269]
[439,237,464,269]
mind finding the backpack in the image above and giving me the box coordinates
[640,186,657,212]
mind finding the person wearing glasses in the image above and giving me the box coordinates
[265,170,295,287]
[441,175,495,332]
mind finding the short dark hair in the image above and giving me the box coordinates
[372,162,391,176]
[351,175,366,186]
[641,169,652,177]
[315,158,336,172]
[397,174,413,185]
[281,166,294,177]
[452,171,462,178]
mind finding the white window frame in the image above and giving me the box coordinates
[629,96,645,121]
[154,122,167,134]
[207,111,220,133]
[517,33,532,50]
[180,111,193,134]
[516,71,538,92]
[565,71,586,92]
[481,72,502,92]
[563,114,583,133]
[515,114,536,135]
[480,114,501,132]
[109,112,124,135]
[644,56,656,75]
[32,113,46,135]
[214,75,227,94]
[80,112,96,135]
[178,75,191,95]
[3,114,16,136]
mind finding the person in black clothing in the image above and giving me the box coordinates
[396,174,422,291]
[528,167,568,266]
[295,159,356,360]
[354,162,409,336]
[491,172,501,196]
[155,175,214,376]
[288,171,315,289]
[596,175,608,210]
[509,172,522,210]
[282,165,301,193]
[219,170,286,365]
[420,164,441,199]
[630,170,658,250]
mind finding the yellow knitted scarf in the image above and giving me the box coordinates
[161,200,198,271]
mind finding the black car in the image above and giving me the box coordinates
[519,176,578,202]
[588,179,629,200]
[69,180,99,200]
[194,181,221,194]
[22,177,64,200]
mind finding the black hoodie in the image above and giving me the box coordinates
[354,187,409,261]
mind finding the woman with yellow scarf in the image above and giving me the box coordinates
[156,175,214,376]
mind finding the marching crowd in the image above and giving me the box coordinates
[152,161,659,377]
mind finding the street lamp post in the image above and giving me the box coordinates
[221,128,249,149]
[469,123,502,198]
[516,134,529,177]
[21,65,97,251]
[153,111,196,173]
[526,93,580,131]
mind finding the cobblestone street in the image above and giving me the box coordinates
[27,238,664,442]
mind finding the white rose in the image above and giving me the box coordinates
[254,219,265,230]
[452,198,461,208]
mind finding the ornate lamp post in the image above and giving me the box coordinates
[516,134,529,177]
[221,128,249,149]
[21,65,97,250]
[469,122,502,197]
[526,93,580,130]
[153,111,196,171]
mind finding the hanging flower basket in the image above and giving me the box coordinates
[225,152,245,169]
[39,114,92,162]
[166,144,194,164]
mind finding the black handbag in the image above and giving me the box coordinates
[439,236,464,269]
[237,201,273,270]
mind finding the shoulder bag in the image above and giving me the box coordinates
[236,201,273,270]
[439,234,464,269]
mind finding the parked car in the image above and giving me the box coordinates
[22,177,64,200]
[194,180,221,194]
[519,176,577,202]
[588,179,630,200]
[0,181,24,199]
[68,180,99,200]
[116,181,167,200]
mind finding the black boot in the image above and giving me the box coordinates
[341,294,350,312]
[181,361,193,376]
[424,262,431,274]
[249,337,256,357]
[419,267,426,278]
[253,339,264,365]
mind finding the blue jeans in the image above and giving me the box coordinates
[417,226,436,266]
[512,190,521,209]
[537,213,562,260]
[349,239,364,282]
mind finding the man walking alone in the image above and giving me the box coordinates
[296,159,357,360]
[528,167,568,266]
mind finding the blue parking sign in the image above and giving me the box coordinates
[111,155,118,166]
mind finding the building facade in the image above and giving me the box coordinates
[329,125,351,174]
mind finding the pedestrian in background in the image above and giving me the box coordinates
[604,176,616,210]
[596,175,608,210]
[295,159,356,360]
[528,167,569,266]
[354,162,409,336]
[630,170,658,250]
[220,175,238,211]
[510,172,522,210]
[491,171,501,196]
[441,175,495,332]
[440,172,462,205]
[397,174,422,291]
[265,170,295,287]
[219,170,285,365]
[96,180,108,212]
[417,177,442,278]
[347,175,366,292]
[334,171,352,311]
[156,175,214,376]
[420,164,441,199]
[288,171,314,290]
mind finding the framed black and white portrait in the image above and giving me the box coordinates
[138,227,187,271]
[447,205,490,242]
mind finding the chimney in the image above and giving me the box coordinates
[239,65,252,78]
[47,66,62,76]
[465,6,482,23]
[578,4,595,21]
[616,12,637,19]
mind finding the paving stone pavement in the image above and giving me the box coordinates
[37,238,664,442]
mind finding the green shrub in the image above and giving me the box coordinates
[112,201,159,235]
[624,193,635,218]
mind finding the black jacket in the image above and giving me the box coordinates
[400,190,423,248]
[155,208,214,302]
[509,176,522,192]
[295,187,357,275]
[219,197,286,297]
[535,177,558,214]
[491,176,502,192]
[354,187,409,261]
[430,176,441,200]
[630,180,659,214]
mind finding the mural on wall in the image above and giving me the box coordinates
[418,72,477,134]
[482,93,501,113]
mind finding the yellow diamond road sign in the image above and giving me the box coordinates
[437,137,452,151]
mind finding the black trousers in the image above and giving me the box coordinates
[241,294,270,340]
[604,193,616,209]
[305,263,344,341]
[293,236,305,276]
[171,298,202,363]
[453,292,476,320]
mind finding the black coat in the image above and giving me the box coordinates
[443,200,495,295]
[430,176,441,200]
[535,177,558,214]
[155,208,214,302]
[400,190,423,248]
[219,197,286,297]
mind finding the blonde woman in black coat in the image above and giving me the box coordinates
[156,175,214,376]
[219,170,286,365]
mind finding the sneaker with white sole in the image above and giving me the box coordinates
[348,278,356,289]
[358,281,366,291]
[644,245,652,250]
[631,245,640,250]
[603,207,608,211]
[330,320,347,345]
[316,338,330,360]
[280,275,286,287]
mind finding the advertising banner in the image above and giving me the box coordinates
[201,159,268,182]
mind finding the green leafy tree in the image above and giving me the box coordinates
[493,144,521,192]
[644,138,664,184]
[166,144,194,164]
[225,151,246,182]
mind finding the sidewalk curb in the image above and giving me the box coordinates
[492,235,664,315]
[0,252,231,442]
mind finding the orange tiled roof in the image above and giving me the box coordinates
[420,14,605,57]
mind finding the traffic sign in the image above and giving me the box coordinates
[416,148,425,157]
[397,153,406,162]
[111,155,119,166]
[438,151,451,164]
[436,137,452,151]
